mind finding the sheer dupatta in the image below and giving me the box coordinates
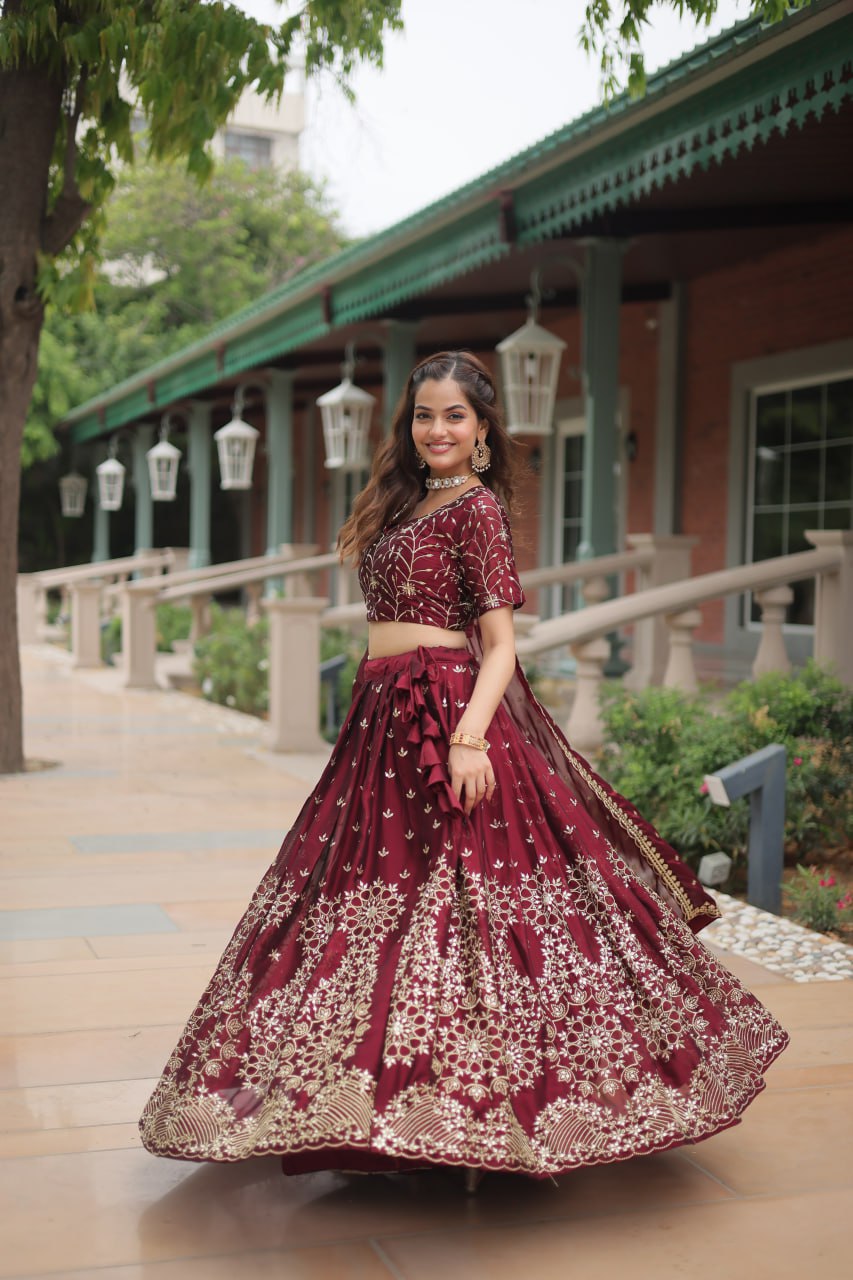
[467,623,722,936]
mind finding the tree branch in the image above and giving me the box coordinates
[40,67,92,257]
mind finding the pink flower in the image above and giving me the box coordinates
[793,756,803,766]
[699,781,709,795]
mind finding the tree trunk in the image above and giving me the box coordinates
[0,64,63,773]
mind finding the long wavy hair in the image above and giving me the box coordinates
[338,350,521,565]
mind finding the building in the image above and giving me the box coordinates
[57,0,853,675]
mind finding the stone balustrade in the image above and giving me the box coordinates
[17,549,177,660]
[515,531,853,753]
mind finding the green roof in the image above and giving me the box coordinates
[67,0,852,443]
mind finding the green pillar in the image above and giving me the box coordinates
[132,424,155,554]
[579,240,624,561]
[188,402,212,570]
[265,370,294,557]
[383,321,419,435]
[92,442,110,563]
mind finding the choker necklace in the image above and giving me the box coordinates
[425,471,473,490]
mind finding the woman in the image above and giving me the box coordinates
[140,351,789,1182]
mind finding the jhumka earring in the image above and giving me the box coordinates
[471,437,491,473]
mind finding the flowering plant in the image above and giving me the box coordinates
[784,864,853,934]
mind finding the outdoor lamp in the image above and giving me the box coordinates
[214,386,260,490]
[316,344,375,470]
[147,415,182,501]
[497,269,567,436]
[59,471,87,518]
[95,441,126,511]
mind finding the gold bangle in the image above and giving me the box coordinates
[449,730,489,752]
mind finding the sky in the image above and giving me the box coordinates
[240,0,751,238]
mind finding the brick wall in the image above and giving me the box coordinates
[682,225,853,641]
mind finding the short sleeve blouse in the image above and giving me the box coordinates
[359,485,525,630]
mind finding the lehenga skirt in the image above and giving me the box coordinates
[139,645,789,1178]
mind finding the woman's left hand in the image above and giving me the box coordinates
[448,743,496,816]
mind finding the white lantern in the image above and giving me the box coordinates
[95,452,126,511]
[497,315,566,436]
[147,423,182,501]
[59,471,87,518]
[317,347,374,471]
[214,392,260,490]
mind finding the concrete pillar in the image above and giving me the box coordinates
[301,403,317,542]
[121,581,160,689]
[71,581,103,668]
[663,608,702,694]
[383,321,419,435]
[579,241,625,561]
[188,402,212,570]
[266,371,295,556]
[753,585,794,678]
[807,529,853,685]
[92,443,110,564]
[566,636,610,753]
[17,575,40,644]
[264,596,329,752]
[625,533,698,690]
[653,288,685,537]
[132,424,155,558]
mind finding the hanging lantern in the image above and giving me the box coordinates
[316,345,374,471]
[214,387,260,490]
[59,471,87,518]
[496,271,567,436]
[147,417,182,501]
[95,444,126,511]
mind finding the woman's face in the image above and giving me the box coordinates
[411,377,488,479]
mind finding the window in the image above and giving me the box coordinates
[224,130,272,169]
[747,376,853,625]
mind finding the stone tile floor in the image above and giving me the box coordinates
[1,645,850,1280]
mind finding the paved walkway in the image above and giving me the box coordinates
[1,646,850,1279]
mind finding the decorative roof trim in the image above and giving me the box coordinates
[66,1,851,443]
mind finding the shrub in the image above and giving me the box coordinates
[155,603,192,653]
[596,662,853,875]
[99,602,192,664]
[784,865,853,934]
[191,610,367,729]
[193,605,269,716]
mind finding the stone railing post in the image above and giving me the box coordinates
[581,574,609,608]
[753,585,793,678]
[263,597,330,753]
[16,575,40,644]
[71,581,103,668]
[625,534,698,690]
[164,547,190,575]
[566,636,610,753]
[807,530,853,685]
[189,595,211,644]
[245,581,263,626]
[122,581,160,689]
[662,607,702,694]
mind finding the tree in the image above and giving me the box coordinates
[19,157,346,572]
[0,0,402,774]
[581,1,813,97]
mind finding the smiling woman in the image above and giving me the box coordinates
[139,350,789,1188]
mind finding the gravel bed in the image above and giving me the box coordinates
[702,890,853,983]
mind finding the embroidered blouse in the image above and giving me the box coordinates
[358,485,525,630]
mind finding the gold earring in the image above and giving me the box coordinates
[471,437,491,473]
[416,452,427,470]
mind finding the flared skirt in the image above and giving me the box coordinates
[139,645,789,1178]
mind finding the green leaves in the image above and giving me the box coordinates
[579,0,815,100]
[596,660,853,874]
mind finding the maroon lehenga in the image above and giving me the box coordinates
[140,487,789,1178]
